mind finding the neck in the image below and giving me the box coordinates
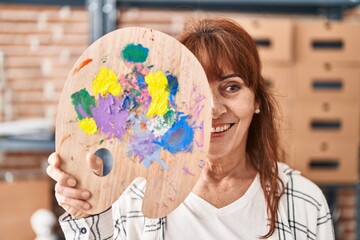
[193,150,257,208]
[204,150,254,182]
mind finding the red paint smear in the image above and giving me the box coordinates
[73,58,93,75]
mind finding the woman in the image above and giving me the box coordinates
[47,18,334,239]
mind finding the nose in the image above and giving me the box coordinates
[211,93,226,119]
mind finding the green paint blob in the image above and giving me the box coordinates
[164,108,176,127]
[130,88,141,97]
[121,44,149,63]
[71,88,96,119]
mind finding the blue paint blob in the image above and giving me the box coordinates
[166,75,179,107]
[122,93,138,111]
[136,74,147,89]
[158,116,194,154]
[121,44,149,63]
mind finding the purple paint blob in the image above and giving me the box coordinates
[198,160,205,169]
[130,135,159,158]
[127,113,169,170]
[91,95,129,140]
[129,135,168,170]
[183,167,195,176]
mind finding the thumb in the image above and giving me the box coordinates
[86,154,103,176]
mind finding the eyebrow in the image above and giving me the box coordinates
[220,73,242,81]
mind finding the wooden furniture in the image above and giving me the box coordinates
[0,178,52,240]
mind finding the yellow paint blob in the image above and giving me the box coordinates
[78,118,98,135]
[92,66,123,97]
[145,71,169,118]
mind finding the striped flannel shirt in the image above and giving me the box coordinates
[60,162,335,239]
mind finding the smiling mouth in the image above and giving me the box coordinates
[211,123,234,134]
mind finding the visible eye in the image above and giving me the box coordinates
[224,84,241,93]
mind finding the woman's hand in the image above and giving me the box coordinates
[46,152,103,218]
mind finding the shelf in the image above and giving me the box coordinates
[0,0,85,6]
[0,138,54,152]
[117,0,360,19]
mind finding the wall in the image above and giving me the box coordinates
[0,4,89,239]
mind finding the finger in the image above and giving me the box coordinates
[55,183,90,200]
[56,192,91,212]
[59,203,90,219]
[46,165,77,187]
[48,152,61,168]
[61,204,91,219]
[86,154,103,176]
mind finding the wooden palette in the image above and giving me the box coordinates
[56,27,211,218]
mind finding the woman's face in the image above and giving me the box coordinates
[208,73,258,160]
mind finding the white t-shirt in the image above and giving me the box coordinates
[165,173,269,240]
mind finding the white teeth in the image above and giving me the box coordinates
[211,124,231,133]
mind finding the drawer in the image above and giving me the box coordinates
[295,62,360,101]
[293,100,359,137]
[293,137,358,183]
[296,20,360,63]
[232,18,294,63]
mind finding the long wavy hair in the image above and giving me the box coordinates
[178,18,284,238]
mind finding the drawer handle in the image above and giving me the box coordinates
[312,40,343,50]
[309,159,339,169]
[312,80,343,90]
[311,120,341,130]
[255,39,271,47]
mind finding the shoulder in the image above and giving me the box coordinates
[276,163,335,239]
[277,162,327,207]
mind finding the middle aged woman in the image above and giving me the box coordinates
[47,17,335,240]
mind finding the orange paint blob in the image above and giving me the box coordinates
[73,58,93,75]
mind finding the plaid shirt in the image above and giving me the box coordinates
[60,163,334,240]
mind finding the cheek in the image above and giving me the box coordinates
[230,99,255,119]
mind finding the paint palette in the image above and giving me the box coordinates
[56,27,211,218]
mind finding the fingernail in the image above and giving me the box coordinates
[67,179,76,187]
[82,191,90,198]
[84,203,91,210]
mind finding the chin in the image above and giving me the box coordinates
[207,146,228,160]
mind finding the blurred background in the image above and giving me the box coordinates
[0,0,359,239]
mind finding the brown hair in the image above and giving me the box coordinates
[178,18,284,238]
